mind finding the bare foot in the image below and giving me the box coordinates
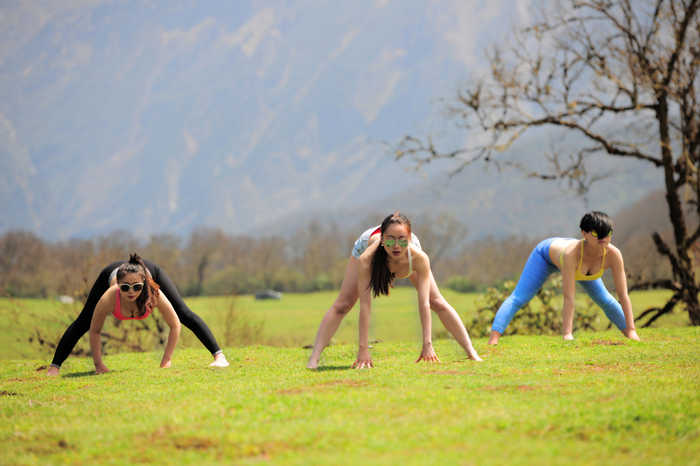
[563,333,574,341]
[210,353,230,368]
[488,330,501,345]
[47,366,60,377]
[624,329,641,341]
[468,352,483,362]
[306,359,319,370]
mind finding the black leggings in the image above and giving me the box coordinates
[51,259,222,367]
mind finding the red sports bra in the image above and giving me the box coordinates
[113,289,152,320]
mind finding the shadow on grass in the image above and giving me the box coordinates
[311,365,353,372]
[63,370,123,378]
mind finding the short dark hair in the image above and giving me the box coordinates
[580,211,613,238]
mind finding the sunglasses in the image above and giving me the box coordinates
[119,282,144,292]
[383,238,409,248]
[591,229,613,239]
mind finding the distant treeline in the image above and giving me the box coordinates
[0,205,674,299]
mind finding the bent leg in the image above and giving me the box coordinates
[490,248,557,341]
[307,257,360,368]
[578,279,626,331]
[418,271,481,361]
[50,262,122,369]
[146,260,222,356]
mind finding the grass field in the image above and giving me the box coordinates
[0,289,698,464]
[0,288,687,361]
[1,328,698,465]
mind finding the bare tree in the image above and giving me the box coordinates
[395,0,699,325]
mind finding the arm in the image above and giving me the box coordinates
[609,247,640,340]
[156,290,181,368]
[89,288,114,374]
[560,248,577,339]
[354,258,374,368]
[414,253,439,362]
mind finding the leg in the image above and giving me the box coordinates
[48,262,122,374]
[307,257,360,369]
[146,261,227,366]
[489,246,557,344]
[578,279,627,332]
[420,271,482,361]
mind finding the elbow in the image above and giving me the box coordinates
[172,322,182,335]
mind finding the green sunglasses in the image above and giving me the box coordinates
[591,229,613,239]
[383,238,409,248]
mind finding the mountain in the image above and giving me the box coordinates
[0,1,663,241]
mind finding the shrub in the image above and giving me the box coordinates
[469,276,598,337]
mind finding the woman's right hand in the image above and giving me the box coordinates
[95,362,110,374]
[352,347,374,369]
[416,342,440,363]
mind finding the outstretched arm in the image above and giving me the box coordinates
[89,290,113,374]
[354,258,374,368]
[560,251,577,340]
[609,248,640,340]
[156,291,181,368]
[413,255,439,363]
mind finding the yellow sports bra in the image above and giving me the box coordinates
[559,240,606,281]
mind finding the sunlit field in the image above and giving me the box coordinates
[0,288,687,361]
[1,328,698,465]
[1,290,698,464]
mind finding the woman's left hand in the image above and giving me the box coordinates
[416,343,440,363]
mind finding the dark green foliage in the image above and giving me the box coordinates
[469,276,598,337]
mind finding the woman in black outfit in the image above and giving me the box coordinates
[47,256,229,375]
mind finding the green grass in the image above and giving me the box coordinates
[0,288,688,361]
[1,328,698,465]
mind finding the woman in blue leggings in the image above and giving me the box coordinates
[488,211,640,344]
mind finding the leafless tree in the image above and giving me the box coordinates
[395,0,699,325]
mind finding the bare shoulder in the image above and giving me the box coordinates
[358,240,379,266]
[552,239,578,264]
[96,285,118,312]
[156,288,170,307]
[606,243,624,263]
[411,246,430,273]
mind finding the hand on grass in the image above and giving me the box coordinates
[160,359,172,368]
[95,362,110,374]
[416,343,440,363]
[624,328,641,341]
[563,333,574,341]
[352,347,373,369]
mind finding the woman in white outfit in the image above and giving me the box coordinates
[307,212,482,369]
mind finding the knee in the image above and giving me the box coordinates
[504,294,525,310]
[430,295,446,313]
[175,309,198,327]
[331,300,354,315]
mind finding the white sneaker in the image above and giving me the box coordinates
[209,356,230,368]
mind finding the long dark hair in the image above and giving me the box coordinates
[115,253,159,317]
[369,212,412,297]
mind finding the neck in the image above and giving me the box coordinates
[582,239,603,256]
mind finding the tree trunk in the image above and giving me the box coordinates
[656,95,699,324]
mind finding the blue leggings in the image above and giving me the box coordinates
[491,238,627,334]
